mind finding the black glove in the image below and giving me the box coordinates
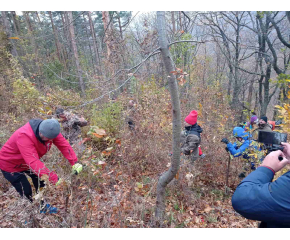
[225,147,229,152]
[275,120,282,125]
[221,138,229,144]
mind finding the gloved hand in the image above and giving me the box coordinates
[225,147,229,152]
[34,186,45,200]
[200,154,205,159]
[221,138,229,144]
[55,178,63,186]
[72,163,83,175]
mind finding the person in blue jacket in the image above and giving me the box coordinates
[232,143,290,228]
[221,127,251,158]
[221,127,256,177]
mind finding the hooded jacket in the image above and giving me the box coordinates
[0,119,78,184]
[181,124,203,156]
[232,167,290,228]
[227,127,251,158]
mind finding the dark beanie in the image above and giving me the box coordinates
[260,116,268,123]
[39,119,61,139]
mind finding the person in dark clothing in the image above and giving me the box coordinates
[180,110,203,162]
[232,143,290,228]
[125,100,136,131]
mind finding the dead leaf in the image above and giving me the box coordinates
[92,129,106,138]
[204,206,213,213]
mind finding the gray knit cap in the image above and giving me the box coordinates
[39,119,61,139]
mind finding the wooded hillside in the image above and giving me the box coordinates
[0,11,290,228]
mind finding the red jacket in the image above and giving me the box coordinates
[0,119,78,184]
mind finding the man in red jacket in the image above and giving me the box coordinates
[0,119,82,212]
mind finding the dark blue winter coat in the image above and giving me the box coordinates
[232,166,290,228]
[227,127,251,158]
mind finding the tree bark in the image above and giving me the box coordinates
[11,11,20,35]
[23,11,41,73]
[247,61,259,108]
[102,11,112,61]
[48,11,62,63]
[67,11,86,96]
[1,11,18,57]
[155,11,182,225]
[171,12,176,35]
[60,12,70,61]
[82,12,95,75]
[117,12,123,40]
[88,11,102,76]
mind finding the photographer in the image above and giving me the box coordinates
[232,143,290,227]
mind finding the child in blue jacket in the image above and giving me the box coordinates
[221,127,257,176]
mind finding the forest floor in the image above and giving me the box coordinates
[0,139,257,228]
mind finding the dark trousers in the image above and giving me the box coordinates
[1,170,45,202]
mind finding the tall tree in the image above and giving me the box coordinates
[1,11,18,57]
[88,11,102,76]
[155,11,182,224]
[23,11,41,73]
[48,11,62,63]
[67,11,85,96]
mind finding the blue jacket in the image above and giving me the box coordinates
[232,167,290,228]
[227,127,251,158]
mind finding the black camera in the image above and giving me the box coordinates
[258,131,287,160]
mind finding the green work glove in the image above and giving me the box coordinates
[56,178,63,186]
[72,163,83,175]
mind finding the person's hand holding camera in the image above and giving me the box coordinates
[281,142,290,160]
[261,150,290,173]
[221,138,229,144]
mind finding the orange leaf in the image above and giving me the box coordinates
[92,130,106,138]
[175,170,179,180]
[115,139,121,146]
[102,150,111,156]
[92,133,104,138]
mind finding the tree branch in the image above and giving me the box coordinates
[72,49,161,108]
[267,13,290,48]
[168,40,206,46]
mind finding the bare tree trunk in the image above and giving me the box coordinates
[1,11,18,57]
[61,12,70,62]
[11,11,20,34]
[67,11,86,96]
[64,12,73,60]
[23,11,41,74]
[48,11,62,63]
[88,11,102,76]
[155,11,182,225]
[117,12,123,40]
[102,11,111,59]
[82,12,95,75]
[179,11,182,31]
[247,61,258,108]
[171,12,176,36]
